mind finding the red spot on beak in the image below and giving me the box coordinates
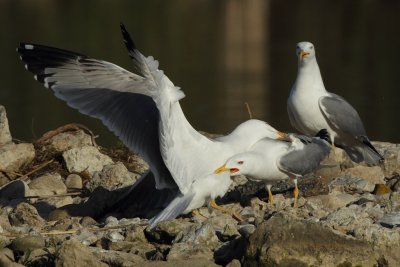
[230,168,239,174]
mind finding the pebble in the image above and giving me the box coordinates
[10,235,45,253]
[65,174,83,190]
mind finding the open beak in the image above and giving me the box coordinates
[214,165,239,174]
[277,131,292,142]
[300,50,310,60]
[214,165,230,174]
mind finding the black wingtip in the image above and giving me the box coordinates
[120,22,137,51]
[315,129,331,144]
[360,136,385,162]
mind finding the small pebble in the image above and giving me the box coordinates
[65,174,83,190]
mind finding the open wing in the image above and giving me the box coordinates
[17,42,176,190]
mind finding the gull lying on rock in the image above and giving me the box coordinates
[215,129,331,207]
[287,41,384,165]
[17,24,286,228]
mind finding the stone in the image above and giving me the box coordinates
[373,142,400,176]
[344,165,385,185]
[0,106,12,146]
[55,239,108,267]
[47,130,93,152]
[9,202,45,227]
[136,260,219,267]
[89,247,144,266]
[80,216,97,227]
[226,259,242,267]
[0,248,14,262]
[62,145,113,176]
[0,143,35,172]
[48,209,70,221]
[307,192,358,211]
[329,175,376,193]
[86,162,140,191]
[29,173,67,195]
[147,219,192,244]
[65,174,83,190]
[245,212,397,266]
[0,180,30,199]
[106,231,125,242]
[238,224,256,238]
[10,235,45,253]
[168,222,220,261]
[379,212,400,228]
[76,230,101,246]
[216,223,240,242]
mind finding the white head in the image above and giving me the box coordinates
[214,152,260,177]
[232,119,287,141]
[296,41,316,63]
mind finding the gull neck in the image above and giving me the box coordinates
[295,58,326,93]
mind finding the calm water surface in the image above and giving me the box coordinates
[1,0,399,146]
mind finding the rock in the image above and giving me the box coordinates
[238,224,255,238]
[9,202,45,227]
[307,192,358,211]
[0,248,14,262]
[47,130,93,152]
[0,235,10,249]
[89,247,144,266]
[329,175,375,193]
[0,143,35,172]
[379,212,400,228]
[226,259,242,267]
[0,106,12,146]
[86,162,140,191]
[147,220,192,244]
[76,230,101,246]
[48,209,70,221]
[80,216,97,227]
[344,165,385,185]
[168,222,220,261]
[65,174,83,190]
[216,223,240,242]
[106,231,125,242]
[105,216,119,226]
[373,141,400,176]
[214,237,246,265]
[62,145,113,176]
[0,180,30,200]
[55,239,108,267]
[29,173,67,195]
[10,235,45,253]
[374,184,392,195]
[245,212,397,266]
[136,260,219,267]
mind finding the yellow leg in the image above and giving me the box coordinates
[266,184,274,205]
[293,178,299,208]
[210,199,243,221]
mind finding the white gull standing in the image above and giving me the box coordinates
[287,41,384,165]
[215,129,331,207]
[17,24,286,228]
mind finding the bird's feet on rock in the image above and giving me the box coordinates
[209,199,243,221]
[191,209,209,219]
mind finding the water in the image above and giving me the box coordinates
[1,0,399,147]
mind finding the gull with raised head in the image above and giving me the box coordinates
[287,41,384,165]
[215,129,331,207]
[17,24,286,228]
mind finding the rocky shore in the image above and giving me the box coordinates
[0,105,399,266]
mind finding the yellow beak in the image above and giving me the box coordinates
[300,50,310,60]
[214,165,230,174]
[277,131,292,142]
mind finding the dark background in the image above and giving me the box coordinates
[1,0,399,146]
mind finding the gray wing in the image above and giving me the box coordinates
[17,43,176,190]
[278,138,331,176]
[319,93,366,136]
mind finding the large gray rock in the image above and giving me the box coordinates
[89,247,145,266]
[86,162,140,191]
[55,239,108,267]
[46,130,93,152]
[0,106,12,146]
[0,143,35,172]
[62,145,113,176]
[245,212,399,266]
[29,173,67,195]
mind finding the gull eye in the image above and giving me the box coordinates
[310,46,314,50]
[237,161,244,165]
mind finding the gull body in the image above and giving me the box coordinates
[216,130,331,205]
[288,41,383,165]
[17,24,283,228]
